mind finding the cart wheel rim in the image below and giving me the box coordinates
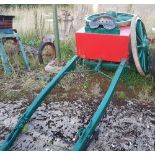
[42,45,55,62]
[131,15,149,76]
[38,42,56,64]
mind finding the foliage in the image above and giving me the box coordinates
[21,36,41,48]
[22,124,29,133]
[60,39,75,61]
[116,91,127,100]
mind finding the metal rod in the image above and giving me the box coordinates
[98,71,112,80]
[0,56,78,151]
[94,59,102,71]
[0,42,12,76]
[72,59,126,151]
[53,4,61,60]
[16,35,30,70]
[83,59,129,70]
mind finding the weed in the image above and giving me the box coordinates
[116,91,127,100]
[21,36,41,48]
[60,39,75,61]
[138,85,155,102]
[22,124,29,133]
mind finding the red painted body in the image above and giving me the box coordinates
[75,26,131,63]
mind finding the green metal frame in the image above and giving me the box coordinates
[0,33,30,76]
[0,41,12,75]
[72,58,126,151]
[0,56,126,151]
[66,58,113,80]
[81,59,129,70]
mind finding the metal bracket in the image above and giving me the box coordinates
[0,41,12,76]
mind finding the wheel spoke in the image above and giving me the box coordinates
[140,49,147,73]
[139,21,144,39]
[136,33,143,44]
[140,51,144,70]
[137,45,143,48]
[139,48,144,60]
[143,50,147,73]
[136,21,145,43]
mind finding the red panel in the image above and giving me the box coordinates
[75,27,130,63]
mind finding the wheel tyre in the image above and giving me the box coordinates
[38,41,56,64]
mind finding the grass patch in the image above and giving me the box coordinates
[60,39,75,61]
[1,37,155,104]
[21,35,41,48]
[21,124,29,134]
[116,91,127,100]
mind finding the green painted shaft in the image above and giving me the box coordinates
[0,42,12,76]
[72,59,126,151]
[0,56,78,151]
[53,4,61,60]
[16,36,30,70]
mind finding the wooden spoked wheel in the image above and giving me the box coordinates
[130,16,149,76]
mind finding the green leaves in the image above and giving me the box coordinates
[22,124,29,133]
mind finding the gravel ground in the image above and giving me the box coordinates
[0,99,154,151]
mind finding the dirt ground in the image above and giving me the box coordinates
[0,67,155,151]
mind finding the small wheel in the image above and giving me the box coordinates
[131,16,149,76]
[38,42,56,64]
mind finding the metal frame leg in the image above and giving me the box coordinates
[0,41,12,76]
[16,35,30,70]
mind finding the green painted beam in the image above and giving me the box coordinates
[82,59,129,70]
[0,33,19,39]
[16,35,30,70]
[0,55,78,151]
[72,58,126,151]
[0,42,12,76]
